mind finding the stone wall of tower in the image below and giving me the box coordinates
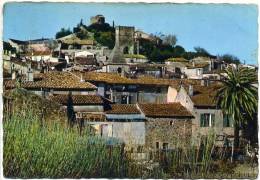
[109,26,135,63]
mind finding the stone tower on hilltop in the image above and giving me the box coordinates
[109,26,135,64]
[90,15,105,25]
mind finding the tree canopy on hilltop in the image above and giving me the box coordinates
[55,28,72,39]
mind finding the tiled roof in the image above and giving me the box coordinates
[188,83,221,107]
[105,104,140,114]
[4,72,97,90]
[75,72,196,87]
[3,80,16,89]
[186,62,209,69]
[3,69,11,78]
[138,103,193,118]
[25,51,52,56]
[50,94,104,105]
[75,56,96,65]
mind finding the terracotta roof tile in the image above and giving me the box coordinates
[105,104,140,114]
[3,69,11,78]
[189,84,221,107]
[138,103,193,118]
[4,72,97,90]
[75,72,200,87]
[50,94,104,105]
[25,51,52,56]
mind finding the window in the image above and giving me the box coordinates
[223,114,233,127]
[200,113,215,127]
[163,143,169,150]
[137,146,142,153]
[170,121,173,126]
[121,95,128,104]
[155,142,160,149]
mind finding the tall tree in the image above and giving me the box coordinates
[67,91,75,127]
[216,67,257,148]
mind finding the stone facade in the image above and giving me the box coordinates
[193,108,234,146]
[90,15,105,25]
[109,26,135,63]
[145,118,192,151]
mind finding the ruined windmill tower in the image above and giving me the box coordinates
[109,26,135,63]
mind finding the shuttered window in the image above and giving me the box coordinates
[211,114,215,127]
[200,113,215,127]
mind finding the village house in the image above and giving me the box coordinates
[128,63,166,78]
[173,81,234,146]
[23,51,52,62]
[72,71,187,104]
[8,38,52,53]
[73,102,193,160]
[165,57,204,79]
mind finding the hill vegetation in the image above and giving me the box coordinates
[54,19,241,64]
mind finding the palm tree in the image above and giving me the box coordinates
[216,66,257,148]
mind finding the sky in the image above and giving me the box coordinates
[3,3,258,65]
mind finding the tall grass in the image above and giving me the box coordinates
[3,111,126,178]
[5,89,252,178]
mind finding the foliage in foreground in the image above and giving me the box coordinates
[3,112,125,178]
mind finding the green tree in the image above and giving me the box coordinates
[162,34,177,47]
[67,91,75,127]
[3,41,16,54]
[219,54,240,64]
[194,46,211,57]
[216,67,257,148]
[55,28,72,39]
[173,45,185,57]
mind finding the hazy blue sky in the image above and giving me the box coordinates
[3,3,258,64]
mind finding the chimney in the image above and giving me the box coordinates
[188,85,193,96]
[27,63,34,82]
[121,69,125,77]
[192,61,195,67]
[80,74,85,82]
[12,70,17,80]
[37,60,42,70]
[201,79,205,86]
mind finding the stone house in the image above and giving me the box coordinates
[173,82,234,146]
[23,51,52,62]
[74,102,193,160]
[138,103,194,152]
[73,71,186,104]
